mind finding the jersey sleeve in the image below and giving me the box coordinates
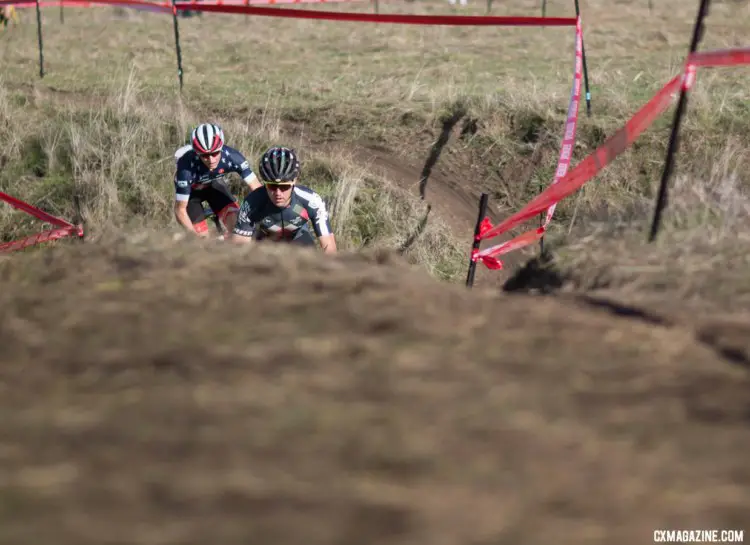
[232,193,258,238]
[227,149,256,184]
[305,191,332,238]
[173,156,194,202]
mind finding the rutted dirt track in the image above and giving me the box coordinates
[283,115,498,237]
[1,236,749,544]
[285,118,519,286]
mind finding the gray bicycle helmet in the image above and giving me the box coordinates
[259,146,300,183]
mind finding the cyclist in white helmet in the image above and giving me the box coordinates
[173,123,261,237]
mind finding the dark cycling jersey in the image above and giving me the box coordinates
[173,145,255,202]
[232,185,332,241]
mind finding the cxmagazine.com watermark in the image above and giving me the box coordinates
[654,530,745,543]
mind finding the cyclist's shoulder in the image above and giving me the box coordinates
[221,146,253,172]
[222,145,247,161]
[293,184,323,200]
[242,186,270,207]
[293,185,327,208]
[175,146,198,169]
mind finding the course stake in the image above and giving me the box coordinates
[466,192,489,288]
[648,0,711,242]
[35,0,44,78]
[170,0,185,90]
[573,0,591,115]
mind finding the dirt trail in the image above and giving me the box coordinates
[342,145,518,288]
[283,119,493,236]
[0,235,749,545]
[285,122,519,287]
[353,146,501,236]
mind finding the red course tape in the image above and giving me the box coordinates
[0,191,74,229]
[687,47,750,68]
[3,0,171,9]
[473,44,750,269]
[477,74,683,245]
[0,192,83,253]
[474,16,583,269]
[173,2,576,26]
[0,226,82,253]
[2,0,576,24]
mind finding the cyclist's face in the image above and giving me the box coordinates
[265,182,294,207]
[199,150,222,170]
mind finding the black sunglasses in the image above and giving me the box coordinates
[265,183,294,191]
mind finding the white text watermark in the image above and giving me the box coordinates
[654,530,744,543]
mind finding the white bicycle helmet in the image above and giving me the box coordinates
[191,123,225,155]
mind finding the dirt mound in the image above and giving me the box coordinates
[1,235,749,545]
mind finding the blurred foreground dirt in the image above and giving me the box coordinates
[0,234,748,545]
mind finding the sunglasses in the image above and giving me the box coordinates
[199,150,221,159]
[265,183,294,192]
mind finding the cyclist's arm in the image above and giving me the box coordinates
[173,172,198,234]
[243,171,262,192]
[319,234,337,254]
[307,192,337,254]
[230,197,257,244]
[173,201,195,232]
[234,153,262,192]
